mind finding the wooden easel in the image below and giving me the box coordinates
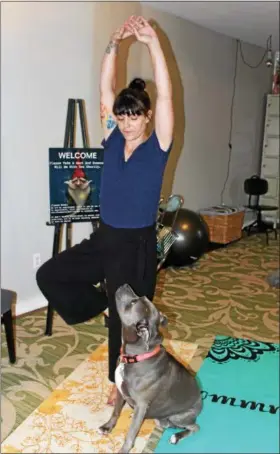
[45,99,98,336]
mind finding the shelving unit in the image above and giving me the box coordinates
[259,94,280,226]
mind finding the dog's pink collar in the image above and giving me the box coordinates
[120,344,161,364]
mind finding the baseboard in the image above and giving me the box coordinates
[15,295,48,317]
[242,209,257,229]
[242,219,255,229]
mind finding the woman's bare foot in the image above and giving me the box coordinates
[107,384,118,406]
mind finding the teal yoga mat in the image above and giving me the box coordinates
[154,336,279,453]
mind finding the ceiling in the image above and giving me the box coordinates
[144,1,279,50]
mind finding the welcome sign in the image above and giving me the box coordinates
[49,148,104,224]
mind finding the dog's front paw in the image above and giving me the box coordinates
[169,433,179,445]
[118,443,133,454]
[98,422,114,435]
[118,444,130,453]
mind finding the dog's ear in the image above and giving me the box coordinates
[136,319,150,351]
[159,312,168,327]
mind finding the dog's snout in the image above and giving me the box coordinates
[117,283,133,295]
[116,283,130,297]
[115,283,139,310]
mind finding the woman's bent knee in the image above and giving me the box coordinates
[36,258,56,291]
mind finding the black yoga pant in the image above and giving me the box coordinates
[36,220,158,382]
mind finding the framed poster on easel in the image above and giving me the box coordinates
[45,98,104,336]
[49,146,104,224]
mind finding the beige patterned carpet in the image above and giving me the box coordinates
[1,340,198,453]
[1,233,279,447]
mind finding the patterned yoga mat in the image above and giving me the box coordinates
[1,339,198,453]
[155,336,280,454]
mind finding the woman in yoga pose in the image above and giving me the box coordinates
[36,15,174,404]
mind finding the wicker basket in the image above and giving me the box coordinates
[200,206,245,244]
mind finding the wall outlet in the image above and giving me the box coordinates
[33,253,41,269]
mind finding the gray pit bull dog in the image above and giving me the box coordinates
[98,283,202,453]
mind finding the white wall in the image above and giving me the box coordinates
[141,5,271,209]
[1,2,271,315]
[1,1,141,315]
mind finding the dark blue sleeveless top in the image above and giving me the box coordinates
[100,126,172,228]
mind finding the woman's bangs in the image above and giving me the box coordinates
[113,95,144,117]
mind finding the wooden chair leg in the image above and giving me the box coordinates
[2,309,16,364]
[45,304,54,336]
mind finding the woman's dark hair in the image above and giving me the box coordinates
[113,78,151,117]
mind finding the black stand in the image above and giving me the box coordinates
[1,310,16,363]
[45,99,98,336]
[244,208,278,245]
